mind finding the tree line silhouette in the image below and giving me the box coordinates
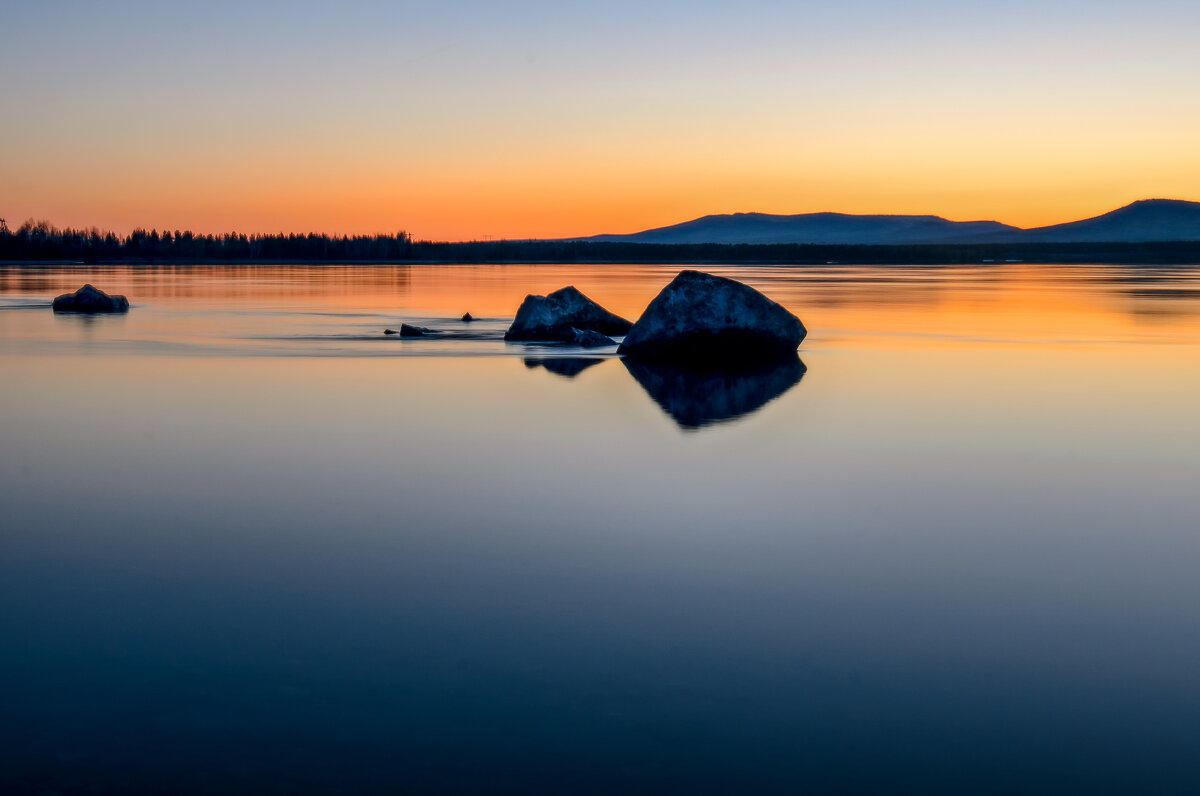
[4,217,1200,265]
[0,219,417,262]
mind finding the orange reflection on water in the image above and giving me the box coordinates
[768,264,1200,346]
[4,263,1200,347]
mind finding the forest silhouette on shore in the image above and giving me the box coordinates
[4,218,1200,265]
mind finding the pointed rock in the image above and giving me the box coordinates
[504,286,631,342]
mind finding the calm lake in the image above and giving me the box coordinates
[3,262,1200,793]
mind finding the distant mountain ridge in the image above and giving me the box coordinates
[1017,199,1200,243]
[576,199,1200,246]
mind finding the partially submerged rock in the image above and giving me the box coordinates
[505,286,631,342]
[384,328,400,335]
[399,323,434,337]
[624,354,806,429]
[572,328,616,348]
[461,312,474,322]
[617,270,805,362]
[52,284,129,313]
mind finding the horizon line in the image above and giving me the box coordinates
[4,197,1195,243]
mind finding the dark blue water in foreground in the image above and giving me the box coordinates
[2,263,1200,793]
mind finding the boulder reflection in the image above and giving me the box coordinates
[623,354,806,429]
[523,357,605,379]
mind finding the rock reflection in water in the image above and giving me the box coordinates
[523,357,606,379]
[623,354,806,429]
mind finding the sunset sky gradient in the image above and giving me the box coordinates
[3,0,1199,240]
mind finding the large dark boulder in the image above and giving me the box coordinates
[400,323,434,337]
[52,284,129,313]
[624,355,806,429]
[617,271,805,362]
[505,286,632,342]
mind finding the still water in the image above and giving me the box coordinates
[2,263,1200,793]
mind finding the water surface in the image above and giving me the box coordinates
[2,263,1200,793]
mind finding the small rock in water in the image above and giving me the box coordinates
[52,284,130,313]
[384,328,399,335]
[505,286,632,342]
[618,270,806,362]
[400,323,434,337]
[572,327,616,348]
[461,312,474,322]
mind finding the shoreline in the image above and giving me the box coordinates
[6,241,1200,267]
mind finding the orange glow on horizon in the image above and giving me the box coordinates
[12,110,1199,241]
[13,181,1198,243]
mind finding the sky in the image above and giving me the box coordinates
[2,0,1199,241]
